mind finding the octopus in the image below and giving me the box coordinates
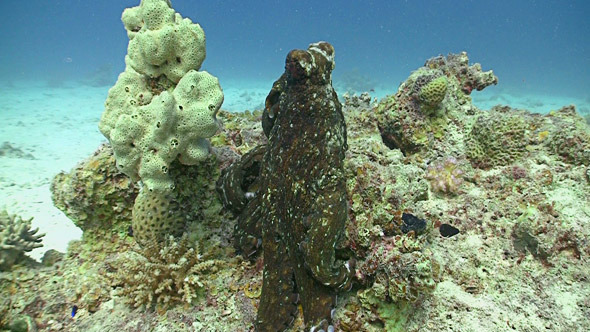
[254,41,354,332]
[216,144,266,257]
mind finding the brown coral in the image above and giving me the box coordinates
[106,235,223,309]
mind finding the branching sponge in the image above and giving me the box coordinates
[99,0,223,193]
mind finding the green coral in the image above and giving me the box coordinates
[418,75,448,110]
[466,107,529,168]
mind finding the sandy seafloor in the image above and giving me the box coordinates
[0,78,589,261]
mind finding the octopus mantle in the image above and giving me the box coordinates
[255,41,353,331]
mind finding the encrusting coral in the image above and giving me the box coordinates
[465,107,529,168]
[51,144,138,236]
[0,210,44,271]
[417,75,448,111]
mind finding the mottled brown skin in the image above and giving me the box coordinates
[216,144,266,257]
[255,42,353,332]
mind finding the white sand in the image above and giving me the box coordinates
[0,81,106,259]
[1,78,587,261]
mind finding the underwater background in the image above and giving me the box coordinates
[1,0,589,108]
[1,1,590,331]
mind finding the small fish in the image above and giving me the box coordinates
[401,213,427,235]
[440,224,460,237]
[71,305,78,318]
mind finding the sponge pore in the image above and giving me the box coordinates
[101,69,222,192]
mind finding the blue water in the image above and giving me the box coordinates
[1,0,589,102]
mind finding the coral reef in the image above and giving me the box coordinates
[252,41,354,331]
[51,142,222,248]
[0,211,44,271]
[427,52,498,94]
[3,46,590,332]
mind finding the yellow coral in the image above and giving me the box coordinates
[538,130,549,141]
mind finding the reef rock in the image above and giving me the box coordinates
[376,52,497,156]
